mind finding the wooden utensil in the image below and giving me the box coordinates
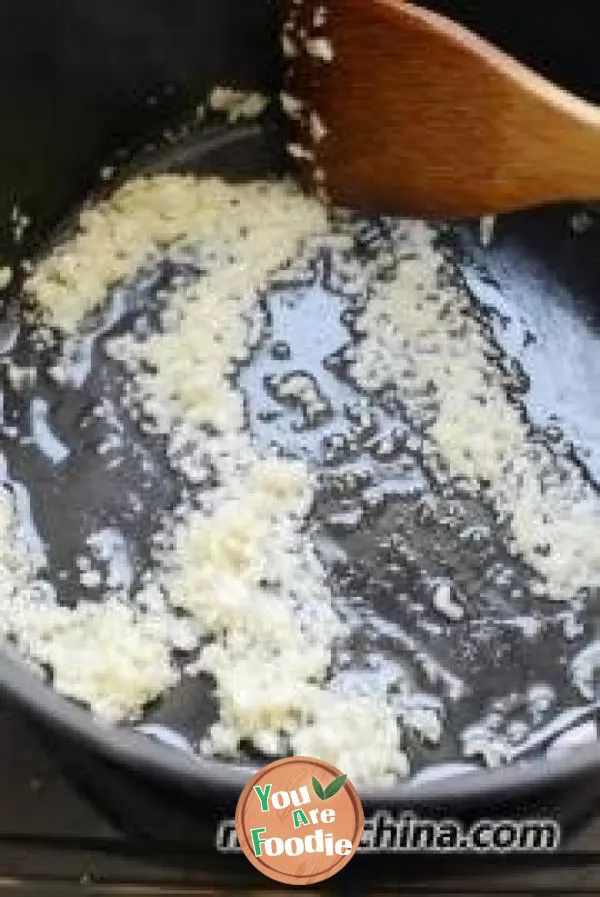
[284,0,600,217]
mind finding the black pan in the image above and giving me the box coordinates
[0,0,600,860]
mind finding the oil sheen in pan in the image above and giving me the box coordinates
[1,170,600,782]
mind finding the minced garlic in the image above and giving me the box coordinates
[350,220,600,598]
[305,37,334,62]
[0,266,12,290]
[15,165,597,784]
[0,487,184,721]
[208,87,269,123]
[22,173,409,783]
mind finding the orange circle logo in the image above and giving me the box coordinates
[235,756,364,886]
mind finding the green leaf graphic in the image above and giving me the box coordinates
[323,774,347,799]
[312,776,325,800]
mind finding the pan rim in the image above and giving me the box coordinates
[1,639,598,809]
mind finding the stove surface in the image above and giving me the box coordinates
[1,694,600,894]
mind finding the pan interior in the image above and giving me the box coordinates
[1,125,600,786]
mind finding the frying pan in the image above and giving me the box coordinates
[0,0,600,858]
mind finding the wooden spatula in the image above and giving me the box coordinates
[283,0,600,217]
